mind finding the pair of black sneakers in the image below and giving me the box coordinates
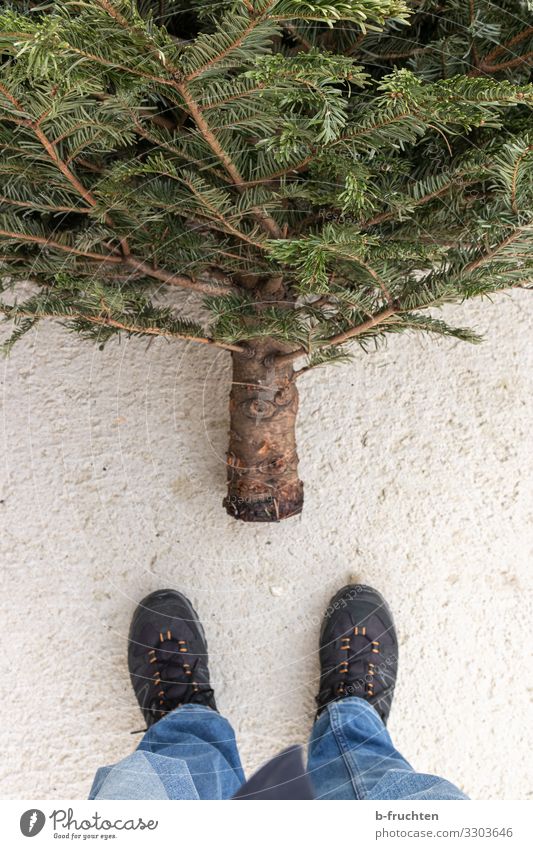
[129,584,398,727]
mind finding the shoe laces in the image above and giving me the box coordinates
[132,632,214,732]
[317,629,382,707]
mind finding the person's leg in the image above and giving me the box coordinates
[309,584,468,800]
[90,705,244,800]
[89,588,245,800]
[308,697,467,799]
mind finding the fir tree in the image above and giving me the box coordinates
[0,0,531,521]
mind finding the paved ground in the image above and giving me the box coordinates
[1,290,531,799]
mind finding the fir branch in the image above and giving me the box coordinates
[92,0,184,77]
[123,258,235,295]
[0,308,225,349]
[275,305,396,364]
[464,226,530,272]
[0,225,234,296]
[480,26,533,66]
[317,304,396,349]
[509,144,533,214]
[176,81,283,238]
[0,194,92,215]
[0,282,244,353]
[182,10,275,83]
[293,344,352,378]
[179,173,265,248]
[479,52,533,74]
[381,313,482,344]
[0,225,124,264]
[361,174,480,227]
[0,80,132,256]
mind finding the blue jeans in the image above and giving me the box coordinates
[89,698,468,800]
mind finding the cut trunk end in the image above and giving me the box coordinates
[223,339,304,522]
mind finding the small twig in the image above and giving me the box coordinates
[479,51,533,73]
[510,145,533,214]
[464,228,525,272]
[274,306,397,366]
[481,26,533,66]
[361,175,478,228]
[292,364,313,380]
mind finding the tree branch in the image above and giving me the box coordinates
[464,228,526,272]
[479,51,533,73]
[0,228,124,263]
[94,0,183,77]
[316,306,397,350]
[464,227,522,272]
[357,46,428,61]
[180,176,264,249]
[361,175,479,228]
[177,82,283,239]
[274,306,397,365]
[481,26,533,65]
[128,116,229,183]
[510,145,533,214]
[0,305,244,353]
[0,81,133,258]
[124,257,233,295]
[1,79,237,296]
[183,17,262,83]
[0,195,92,215]
[30,119,132,259]
[0,228,234,296]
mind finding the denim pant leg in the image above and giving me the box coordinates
[89,705,245,800]
[307,697,468,800]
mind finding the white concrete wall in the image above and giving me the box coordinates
[1,290,531,799]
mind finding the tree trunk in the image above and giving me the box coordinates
[223,337,304,522]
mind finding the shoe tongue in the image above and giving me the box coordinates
[155,640,193,687]
[163,681,190,701]
[157,637,181,652]
[164,664,189,683]
[155,648,194,705]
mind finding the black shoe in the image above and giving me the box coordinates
[128,589,217,728]
[315,584,398,724]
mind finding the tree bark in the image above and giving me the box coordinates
[223,337,304,522]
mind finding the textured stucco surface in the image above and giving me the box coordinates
[0,290,531,800]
